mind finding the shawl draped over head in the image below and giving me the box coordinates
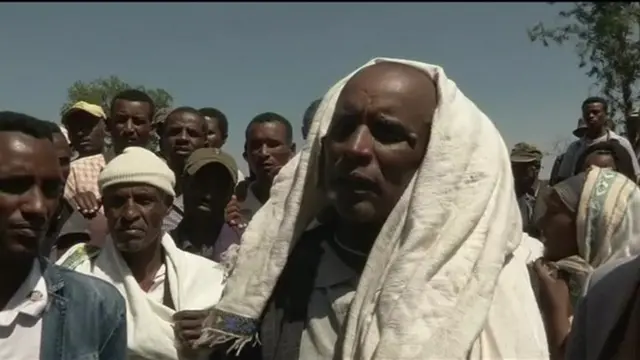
[552,167,640,305]
[57,233,226,360]
[198,58,547,359]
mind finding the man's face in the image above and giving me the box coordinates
[52,133,72,182]
[64,112,105,156]
[204,116,225,149]
[102,183,170,253]
[582,102,606,134]
[245,122,294,181]
[511,161,539,191]
[108,100,153,153]
[161,111,207,165]
[183,164,234,218]
[0,133,62,263]
[322,63,434,225]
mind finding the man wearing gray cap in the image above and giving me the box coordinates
[171,148,242,263]
[510,142,545,237]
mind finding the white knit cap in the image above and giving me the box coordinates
[98,146,176,197]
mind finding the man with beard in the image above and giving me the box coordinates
[226,112,296,232]
[158,107,208,231]
[555,97,640,182]
[65,89,156,217]
[57,146,226,359]
[0,111,126,359]
[170,148,240,263]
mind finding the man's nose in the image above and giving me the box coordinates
[121,199,141,221]
[21,186,48,227]
[343,125,374,163]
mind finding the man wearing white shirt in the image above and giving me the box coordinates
[556,97,640,182]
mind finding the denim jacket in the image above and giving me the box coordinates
[39,258,127,360]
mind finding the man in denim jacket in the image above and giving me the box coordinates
[0,112,126,359]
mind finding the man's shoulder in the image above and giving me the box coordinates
[565,139,582,152]
[51,264,125,310]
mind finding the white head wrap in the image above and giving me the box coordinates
[199,58,546,359]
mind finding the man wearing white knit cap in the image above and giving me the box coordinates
[57,146,226,360]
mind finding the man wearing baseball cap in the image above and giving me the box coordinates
[61,101,106,159]
[510,142,545,237]
[170,148,241,264]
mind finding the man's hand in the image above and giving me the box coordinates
[225,195,247,230]
[73,191,101,218]
[173,309,209,349]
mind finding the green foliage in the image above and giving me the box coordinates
[61,75,173,153]
[60,75,173,116]
[527,3,640,139]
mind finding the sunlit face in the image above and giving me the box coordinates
[322,63,435,226]
[0,133,62,263]
[244,122,294,181]
[102,183,170,253]
[64,112,105,156]
[161,111,207,166]
[109,100,153,154]
[582,102,606,135]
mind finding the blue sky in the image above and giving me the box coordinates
[0,3,594,176]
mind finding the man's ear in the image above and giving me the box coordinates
[317,137,327,190]
[290,142,296,155]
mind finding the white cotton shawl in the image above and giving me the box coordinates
[199,58,548,359]
[57,233,226,360]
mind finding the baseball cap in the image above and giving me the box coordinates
[510,142,543,163]
[572,118,587,137]
[62,101,106,124]
[184,148,239,184]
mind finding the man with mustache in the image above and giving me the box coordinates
[170,148,240,263]
[159,107,208,232]
[0,111,126,359]
[57,146,226,359]
[226,112,295,232]
[554,97,640,182]
[65,89,156,218]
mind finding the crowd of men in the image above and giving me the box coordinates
[3,57,640,360]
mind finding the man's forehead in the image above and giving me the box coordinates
[106,183,162,195]
[0,132,51,153]
[248,122,287,137]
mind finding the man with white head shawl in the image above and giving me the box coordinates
[56,146,226,360]
[199,58,548,359]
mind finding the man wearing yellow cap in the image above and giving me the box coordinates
[61,101,106,159]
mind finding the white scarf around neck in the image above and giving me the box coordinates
[57,233,226,360]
